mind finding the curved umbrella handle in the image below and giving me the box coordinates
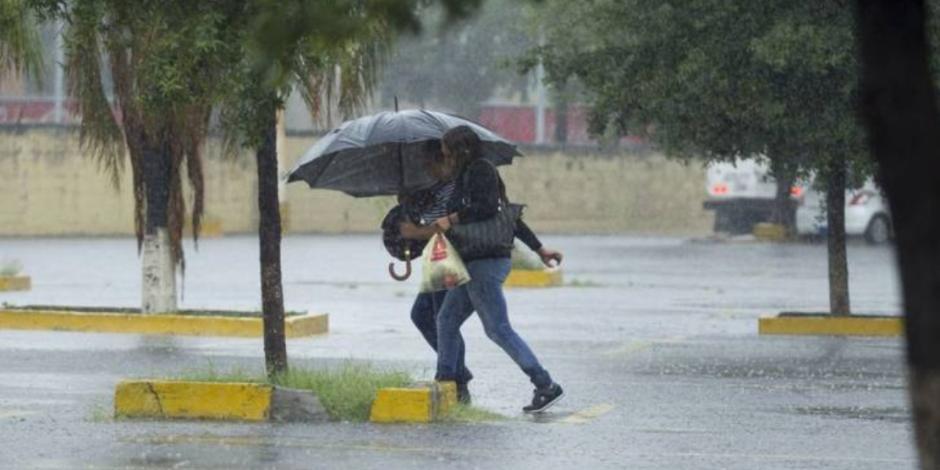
[389,259,412,281]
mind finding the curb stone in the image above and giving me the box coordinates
[114,380,328,422]
[0,276,31,292]
[0,307,328,338]
[369,381,457,423]
[758,313,902,337]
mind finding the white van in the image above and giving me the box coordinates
[703,158,804,234]
[704,158,891,243]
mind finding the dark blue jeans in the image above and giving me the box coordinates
[435,257,553,389]
[411,290,473,385]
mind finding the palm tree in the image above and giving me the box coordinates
[33,0,247,313]
[0,0,42,79]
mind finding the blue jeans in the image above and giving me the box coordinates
[435,257,553,389]
[411,291,473,385]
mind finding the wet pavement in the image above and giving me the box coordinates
[0,235,913,469]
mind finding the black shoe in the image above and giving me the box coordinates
[523,383,564,414]
[457,383,471,405]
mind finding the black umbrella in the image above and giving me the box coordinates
[285,109,521,197]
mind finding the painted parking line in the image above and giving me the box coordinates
[558,403,615,424]
[123,434,478,456]
[603,336,689,357]
[0,409,38,419]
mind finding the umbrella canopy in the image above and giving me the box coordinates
[286,109,521,197]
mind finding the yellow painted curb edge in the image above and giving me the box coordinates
[286,313,329,338]
[0,276,31,292]
[0,308,329,338]
[369,381,457,424]
[115,380,272,421]
[184,218,224,238]
[505,269,563,288]
[758,315,902,337]
[753,223,790,242]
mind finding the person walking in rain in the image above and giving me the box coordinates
[399,142,562,405]
[401,125,565,413]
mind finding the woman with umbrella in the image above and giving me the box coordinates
[401,125,565,414]
[398,145,563,406]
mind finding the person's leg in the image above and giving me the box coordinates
[410,293,437,350]
[430,290,473,386]
[435,285,475,383]
[464,258,553,389]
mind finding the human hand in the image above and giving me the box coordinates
[537,247,563,268]
[434,216,452,231]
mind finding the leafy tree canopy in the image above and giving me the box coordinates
[532,0,903,180]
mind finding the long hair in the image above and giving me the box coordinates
[442,125,508,201]
[442,125,482,170]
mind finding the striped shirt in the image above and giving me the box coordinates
[418,181,456,226]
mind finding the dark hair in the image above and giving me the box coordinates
[442,125,482,169]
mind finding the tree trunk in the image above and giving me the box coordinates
[826,155,850,316]
[769,158,797,231]
[141,140,176,314]
[856,1,940,468]
[256,108,288,378]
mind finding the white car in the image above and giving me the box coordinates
[795,180,892,244]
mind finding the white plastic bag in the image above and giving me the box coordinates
[419,233,471,293]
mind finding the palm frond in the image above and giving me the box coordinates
[0,0,43,79]
[64,4,125,188]
[294,17,392,125]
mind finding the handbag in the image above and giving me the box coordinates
[419,233,472,293]
[448,202,523,259]
[447,159,523,259]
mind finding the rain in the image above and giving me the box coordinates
[0,0,936,468]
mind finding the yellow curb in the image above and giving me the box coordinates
[115,380,272,421]
[0,308,328,338]
[286,313,329,338]
[369,381,457,424]
[0,276,31,292]
[505,269,563,288]
[753,223,790,242]
[184,218,224,238]
[758,315,902,337]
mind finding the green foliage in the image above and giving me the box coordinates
[0,0,43,78]
[532,0,889,180]
[0,259,22,277]
[31,0,252,271]
[439,403,506,422]
[248,0,487,77]
[177,362,412,422]
[272,364,411,422]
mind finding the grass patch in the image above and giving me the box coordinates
[0,260,22,277]
[439,404,506,423]
[87,403,113,423]
[172,362,411,422]
[273,365,411,422]
[567,278,603,288]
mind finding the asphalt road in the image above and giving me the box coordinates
[0,235,912,469]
